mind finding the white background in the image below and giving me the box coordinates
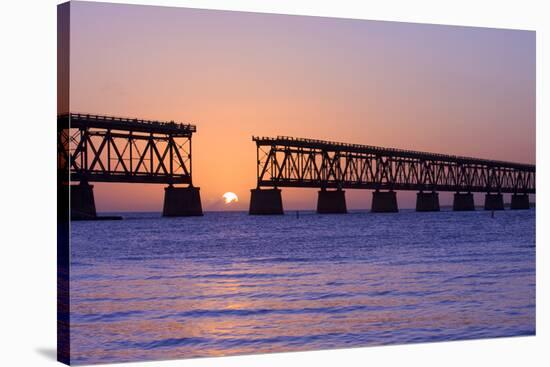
[0,0,548,366]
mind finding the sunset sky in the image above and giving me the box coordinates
[67,1,535,212]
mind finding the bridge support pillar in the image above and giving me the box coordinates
[371,190,398,213]
[510,194,530,210]
[163,186,203,217]
[416,191,440,212]
[484,193,504,210]
[249,188,284,215]
[317,189,347,214]
[71,181,97,220]
[453,192,475,211]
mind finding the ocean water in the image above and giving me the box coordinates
[70,209,535,364]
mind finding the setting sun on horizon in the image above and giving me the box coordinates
[223,192,239,204]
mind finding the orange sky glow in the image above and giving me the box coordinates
[66,2,535,212]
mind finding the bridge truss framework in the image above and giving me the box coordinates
[253,136,535,194]
[58,113,196,185]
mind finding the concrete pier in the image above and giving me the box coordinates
[317,189,347,214]
[510,194,530,210]
[484,193,504,210]
[71,182,97,220]
[416,191,440,212]
[249,188,284,215]
[453,192,475,211]
[371,190,398,213]
[162,186,203,216]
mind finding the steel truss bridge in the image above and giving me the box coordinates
[253,136,535,194]
[58,113,196,185]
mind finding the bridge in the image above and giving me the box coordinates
[58,113,203,219]
[249,136,535,214]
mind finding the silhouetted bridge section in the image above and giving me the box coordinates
[58,113,203,219]
[249,136,535,214]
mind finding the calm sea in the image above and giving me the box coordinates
[70,209,535,364]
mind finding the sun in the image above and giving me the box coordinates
[222,192,239,204]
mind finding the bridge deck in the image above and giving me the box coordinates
[253,136,534,171]
[59,113,196,136]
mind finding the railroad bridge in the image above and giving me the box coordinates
[249,136,535,214]
[58,113,203,219]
